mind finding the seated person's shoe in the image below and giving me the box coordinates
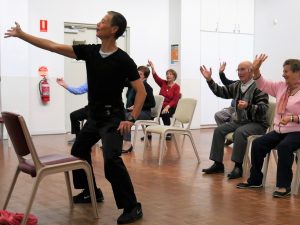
[165,134,172,141]
[122,145,133,154]
[228,167,243,179]
[236,182,263,189]
[224,139,233,146]
[140,134,152,141]
[117,202,143,224]
[202,162,224,174]
[73,188,104,203]
[272,187,291,198]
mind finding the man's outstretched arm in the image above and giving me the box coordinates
[5,22,76,59]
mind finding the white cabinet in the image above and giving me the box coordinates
[199,31,254,125]
[200,0,254,34]
[200,0,219,32]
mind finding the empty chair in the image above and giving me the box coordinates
[144,98,200,165]
[132,95,164,150]
[1,112,99,225]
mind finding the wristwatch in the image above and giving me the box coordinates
[126,114,136,123]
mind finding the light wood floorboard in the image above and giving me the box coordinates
[0,129,299,225]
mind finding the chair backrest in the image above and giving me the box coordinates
[172,98,197,129]
[151,95,165,119]
[2,112,41,168]
[266,102,276,131]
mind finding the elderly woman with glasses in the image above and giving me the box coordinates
[237,54,300,198]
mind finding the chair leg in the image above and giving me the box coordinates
[132,124,139,150]
[187,132,200,163]
[83,163,99,218]
[3,168,20,209]
[262,153,271,187]
[242,136,255,178]
[173,134,180,157]
[8,137,12,149]
[143,131,149,160]
[64,171,74,208]
[0,123,3,140]
[21,176,43,225]
[158,135,166,165]
[292,151,300,195]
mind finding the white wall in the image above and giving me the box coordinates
[1,0,169,135]
[254,0,300,82]
[169,0,181,78]
[180,0,201,128]
[3,0,299,135]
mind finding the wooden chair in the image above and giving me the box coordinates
[144,98,200,165]
[1,111,99,225]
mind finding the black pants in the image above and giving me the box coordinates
[70,105,88,135]
[160,107,176,125]
[248,131,300,188]
[71,116,137,210]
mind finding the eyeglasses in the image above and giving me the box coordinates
[236,68,249,72]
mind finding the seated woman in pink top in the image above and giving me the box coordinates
[237,54,300,198]
[148,60,181,140]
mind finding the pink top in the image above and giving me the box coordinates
[256,76,300,133]
[152,72,181,108]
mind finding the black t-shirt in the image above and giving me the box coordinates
[73,44,139,120]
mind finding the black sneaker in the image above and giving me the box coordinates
[236,182,263,189]
[117,202,143,224]
[73,188,104,203]
[272,187,291,198]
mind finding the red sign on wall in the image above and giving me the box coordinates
[40,20,48,32]
[38,66,48,77]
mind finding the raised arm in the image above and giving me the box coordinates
[199,65,212,81]
[147,59,156,75]
[56,78,88,95]
[148,59,164,86]
[252,54,268,80]
[5,22,76,58]
[218,62,236,85]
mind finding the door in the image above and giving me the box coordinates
[64,23,129,132]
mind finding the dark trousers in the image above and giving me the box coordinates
[210,122,267,164]
[70,105,88,135]
[71,117,137,210]
[160,107,176,125]
[248,131,300,188]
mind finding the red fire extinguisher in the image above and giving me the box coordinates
[39,77,50,103]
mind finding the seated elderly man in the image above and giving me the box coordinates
[199,61,269,179]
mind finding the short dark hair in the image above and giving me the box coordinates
[283,59,300,72]
[166,69,177,80]
[137,66,150,78]
[107,11,127,39]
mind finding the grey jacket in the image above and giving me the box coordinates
[207,79,269,127]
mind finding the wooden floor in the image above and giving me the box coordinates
[0,129,300,225]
